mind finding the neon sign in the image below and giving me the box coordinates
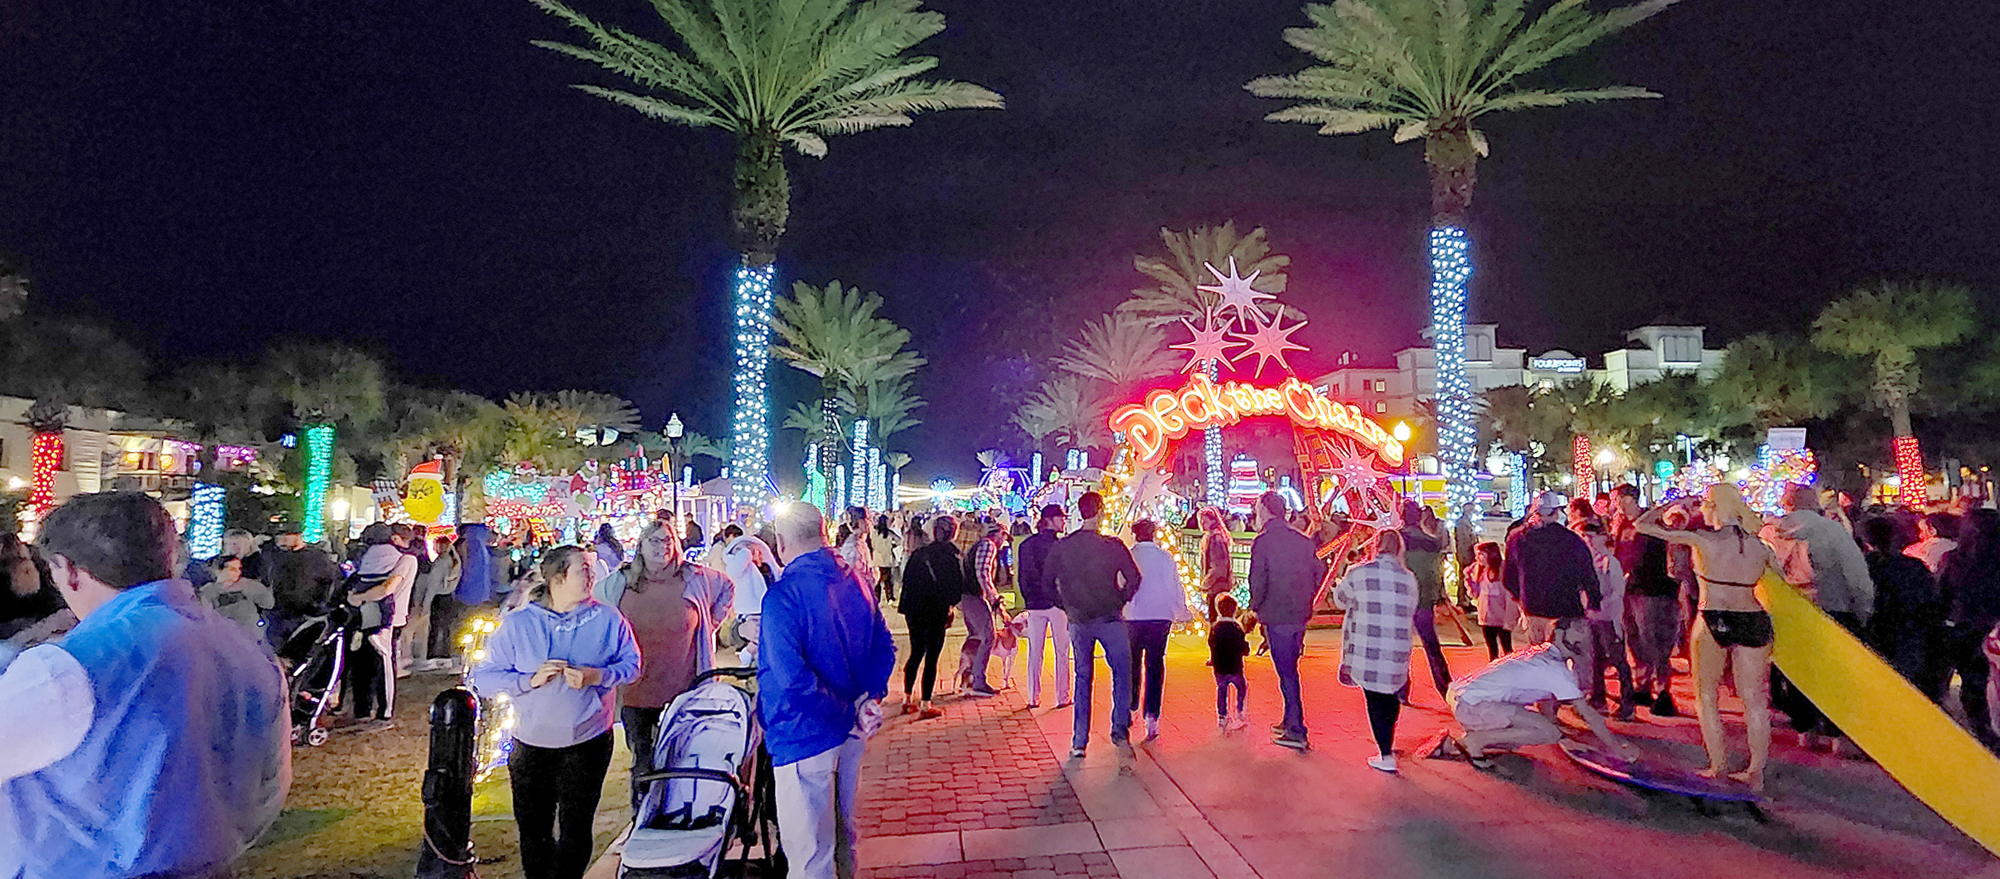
[1110,374,1405,471]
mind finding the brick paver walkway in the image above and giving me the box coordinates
[857,687,1088,836]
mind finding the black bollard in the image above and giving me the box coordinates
[416,687,479,879]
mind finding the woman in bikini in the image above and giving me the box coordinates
[1635,483,1778,790]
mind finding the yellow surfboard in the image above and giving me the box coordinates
[1760,572,2000,856]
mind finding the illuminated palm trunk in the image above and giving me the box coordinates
[1572,435,1593,501]
[728,132,788,510]
[301,423,336,545]
[1426,123,1480,526]
[1204,360,1225,507]
[27,431,62,520]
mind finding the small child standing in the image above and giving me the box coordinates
[1464,541,1514,660]
[1209,594,1251,730]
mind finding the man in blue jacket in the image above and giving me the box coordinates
[762,504,896,879]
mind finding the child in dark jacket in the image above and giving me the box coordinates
[1210,594,1251,730]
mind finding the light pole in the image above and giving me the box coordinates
[1392,421,1413,498]
[665,413,684,523]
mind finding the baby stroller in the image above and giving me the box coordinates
[620,667,781,879]
[278,601,359,747]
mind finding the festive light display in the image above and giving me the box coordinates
[188,483,226,561]
[1429,226,1477,525]
[1571,435,1592,498]
[1171,313,1244,373]
[1204,424,1226,508]
[1108,374,1405,472]
[868,447,884,511]
[729,264,775,506]
[1196,258,1277,325]
[1742,444,1819,514]
[802,443,828,511]
[1067,449,1086,471]
[1030,451,1044,485]
[300,424,336,544]
[26,431,61,520]
[1225,455,1265,514]
[1510,453,1531,519]
[1229,310,1309,376]
[1893,435,1925,506]
[455,614,516,780]
[835,464,848,513]
[851,419,871,511]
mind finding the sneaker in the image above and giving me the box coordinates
[901,701,918,716]
[919,707,945,720]
[1145,716,1160,740]
[1054,699,1074,709]
[1114,739,1135,757]
[1273,733,1309,751]
[1069,747,1087,759]
[1218,716,1229,730]
[962,687,997,699]
[1651,691,1679,717]
[1228,713,1247,731]
[1367,754,1398,773]
[1027,700,1041,709]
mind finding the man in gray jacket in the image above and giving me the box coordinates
[1765,484,1874,748]
[1248,492,1326,750]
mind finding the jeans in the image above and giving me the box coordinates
[1589,619,1633,706]
[1215,673,1246,717]
[1022,608,1072,705]
[773,735,865,879]
[1412,606,1452,698]
[621,706,664,813]
[509,732,614,879]
[1128,619,1172,718]
[1363,689,1401,756]
[902,612,948,701]
[1070,618,1133,749]
[1267,624,1308,739]
[1628,594,1680,693]
[959,594,996,692]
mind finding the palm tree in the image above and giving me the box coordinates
[1053,313,1182,393]
[1248,0,1679,519]
[528,0,1001,504]
[1813,281,1973,503]
[1708,334,1846,432]
[1019,376,1107,453]
[1118,223,1291,328]
[1012,406,1061,458]
[839,379,926,447]
[773,279,924,508]
[884,451,911,500]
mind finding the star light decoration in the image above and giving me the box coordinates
[1230,309,1309,377]
[1325,443,1386,500]
[1196,258,1277,325]
[1170,312,1242,372]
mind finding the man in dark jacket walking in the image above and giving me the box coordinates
[1047,492,1140,757]
[762,504,896,879]
[1015,505,1071,708]
[1249,491,1326,750]
[1504,492,1601,690]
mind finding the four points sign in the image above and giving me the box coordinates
[1110,374,1406,472]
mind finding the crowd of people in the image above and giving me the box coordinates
[4,470,1999,879]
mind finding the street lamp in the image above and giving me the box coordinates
[665,413,684,522]
[1391,422,1412,496]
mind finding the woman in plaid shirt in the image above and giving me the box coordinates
[1333,530,1419,773]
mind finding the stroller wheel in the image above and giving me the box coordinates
[307,726,331,747]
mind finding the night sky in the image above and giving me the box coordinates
[3,0,1997,482]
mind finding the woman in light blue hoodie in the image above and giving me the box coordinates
[470,544,640,879]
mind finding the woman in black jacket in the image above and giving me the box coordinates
[899,515,966,719]
[1931,508,2000,745]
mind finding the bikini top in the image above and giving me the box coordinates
[1699,574,1760,589]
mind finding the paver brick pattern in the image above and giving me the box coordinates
[857,687,1088,838]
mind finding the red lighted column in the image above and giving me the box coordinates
[1892,435,1925,507]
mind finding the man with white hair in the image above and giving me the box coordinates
[760,505,896,879]
[1446,626,1635,769]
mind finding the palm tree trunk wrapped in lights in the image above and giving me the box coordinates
[527,0,1001,510]
[1248,0,1680,524]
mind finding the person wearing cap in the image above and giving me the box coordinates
[1248,490,1326,751]
[1015,504,1072,708]
[1502,491,1602,691]
[262,522,339,648]
[1444,629,1635,769]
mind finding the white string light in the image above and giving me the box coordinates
[1428,227,1477,526]
[730,264,775,508]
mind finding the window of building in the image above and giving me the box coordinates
[1374,400,1388,414]
[1373,379,1387,393]
[1469,333,1494,362]
[1662,334,1699,364]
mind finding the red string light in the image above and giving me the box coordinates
[1892,435,1925,507]
[1572,435,1592,498]
[29,432,62,517]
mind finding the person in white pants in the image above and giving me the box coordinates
[1014,504,1073,707]
[761,505,896,879]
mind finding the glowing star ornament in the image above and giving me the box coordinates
[1229,309,1308,377]
[1325,442,1386,500]
[1197,257,1276,325]
[1171,312,1242,373]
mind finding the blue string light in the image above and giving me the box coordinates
[851,418,870,511]
[188,483,225,560]
[1428,227,1476,526]
[1204,361,1225,508]
[730,264,776,509]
